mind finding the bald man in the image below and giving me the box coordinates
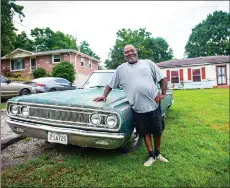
[94,44,169,166]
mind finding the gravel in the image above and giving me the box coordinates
[1,138,53,170]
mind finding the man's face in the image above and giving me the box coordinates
[123,45,138,64]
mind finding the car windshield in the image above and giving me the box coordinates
[83,72,115,89]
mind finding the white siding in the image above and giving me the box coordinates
[159,62,229,89]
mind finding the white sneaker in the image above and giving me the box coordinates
[143,157,156,167]
[156,154,169,162]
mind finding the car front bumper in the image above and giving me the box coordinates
[6,119,125,149]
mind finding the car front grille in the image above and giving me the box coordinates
[7,102,120,131]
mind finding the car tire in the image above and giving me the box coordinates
[49,88,56,92]
[120,128,142,154]
[20,88,30,96]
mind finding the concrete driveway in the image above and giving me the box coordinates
[1,110,23,150]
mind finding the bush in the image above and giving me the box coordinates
[52,61,75,83]
[33,68,47,78]
[12,73,21,78]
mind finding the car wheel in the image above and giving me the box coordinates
[120,128,142,154]
[20,88,30,96]
[49,88,56,92]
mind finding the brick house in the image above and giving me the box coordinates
[158,56,230,89]
[1,48,100,86]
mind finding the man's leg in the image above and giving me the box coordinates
[143,133,155,166]
[153,135,169,162]
[153,136,161,156]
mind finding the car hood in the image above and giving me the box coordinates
[9,88,127,110]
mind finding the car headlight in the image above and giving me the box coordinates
[106,115,118,128]
[90,113,101,125]
[10,105,18,115]
[21,106,29,117]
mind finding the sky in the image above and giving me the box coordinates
[14,1,229,64]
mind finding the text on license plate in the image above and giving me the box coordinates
[47,132,68,144]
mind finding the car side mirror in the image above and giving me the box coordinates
[6,80,11,84]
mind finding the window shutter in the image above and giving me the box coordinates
[166,70,170,82]
[201,67,206,79]
[188,68,192,80]
[180,69,183,81]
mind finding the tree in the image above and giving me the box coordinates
[52,61,75,83]
[80,41,100,60]
[104,28,173,69]
[185,10,230,58]
[13,31,35,51]
[30,27,77,51]
[1,0,25,56]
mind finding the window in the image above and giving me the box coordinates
[10,58,25,71]
[54,78,71,85]
[1,75,7,83]
[53,55,61,63]
[171,70,179,83]
[192,69,201,82]
[88,59,92,69]
[31,59,37,72]
[81,57,85,67]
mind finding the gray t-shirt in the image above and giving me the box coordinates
[108,59,166,113]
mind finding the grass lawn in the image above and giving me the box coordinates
[1,89,229,187]
[1,102,6,110]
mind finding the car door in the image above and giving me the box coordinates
[1,76,18,98]
[157,83,172,115]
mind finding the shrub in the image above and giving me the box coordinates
[52,61,75,83]
[33,68,47,78]
[13,73,21,78]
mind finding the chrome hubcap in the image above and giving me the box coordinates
[128,128,139,147]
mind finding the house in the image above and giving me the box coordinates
[157,56,230,89]
[1,48,100,86]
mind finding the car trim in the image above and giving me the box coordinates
[6,101,122,132]
[7,119,125,149]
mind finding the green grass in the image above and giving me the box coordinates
[1,102,6,110]
[1,89,229,187]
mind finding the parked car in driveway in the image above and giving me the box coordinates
[1,75,36,101]
[24,77,77,93]
[6,70,174,153]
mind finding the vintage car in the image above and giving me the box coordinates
[6,70,174,153]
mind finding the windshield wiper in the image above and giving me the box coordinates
[89,85,105,88]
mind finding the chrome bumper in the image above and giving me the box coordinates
[6,119,125,149]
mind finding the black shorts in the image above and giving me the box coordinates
[133,105,164,137]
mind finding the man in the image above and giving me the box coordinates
[93,44,169,167]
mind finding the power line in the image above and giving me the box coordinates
[13,20,32,30]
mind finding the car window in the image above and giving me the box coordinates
[1,75,7,83]
[54,78,70,85]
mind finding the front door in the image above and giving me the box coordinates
[217,65,227,85]
[30,58,37,72]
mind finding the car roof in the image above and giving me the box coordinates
[93,70,115,73]
[32,77,67,82]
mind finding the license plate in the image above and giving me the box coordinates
[47,132,68,144]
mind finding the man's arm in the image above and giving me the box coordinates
[154,77,168,104]
[160,77,168,95]
[93,85,112,102]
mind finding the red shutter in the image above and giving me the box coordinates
[188,68,192,80]
[166,70,170,82]
[180,69,184,81]
[201,67,206,79]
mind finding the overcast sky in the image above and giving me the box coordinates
[14,1,229,63]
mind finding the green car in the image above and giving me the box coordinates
[6,70,174,153]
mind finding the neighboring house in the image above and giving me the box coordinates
[157,56,230,89]
[1,48,100,87]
